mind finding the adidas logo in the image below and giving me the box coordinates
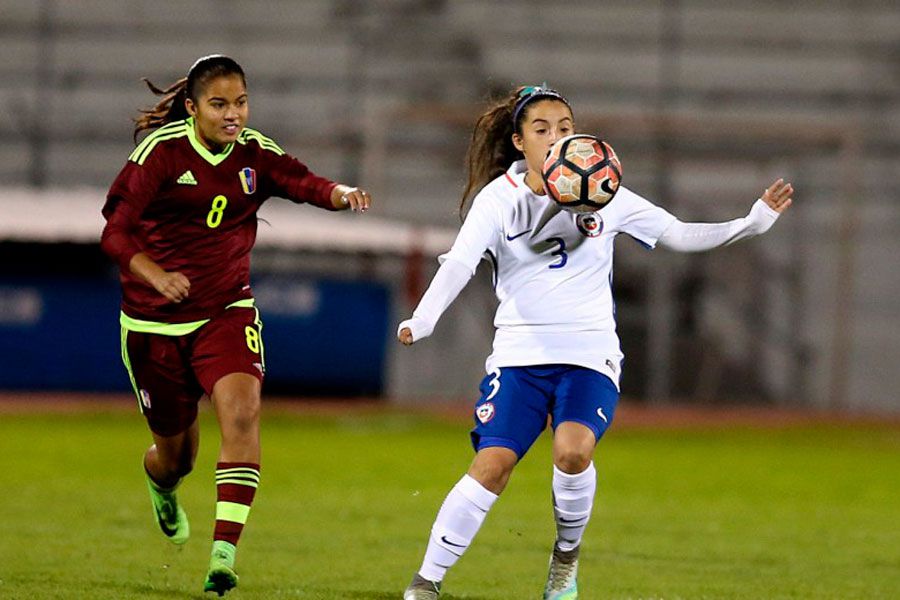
[177,170,198,185]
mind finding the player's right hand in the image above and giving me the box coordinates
[152,271,191,303]
[398,316,434,344]
[761,178,793,213]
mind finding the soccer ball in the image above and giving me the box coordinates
[541,134,622,213]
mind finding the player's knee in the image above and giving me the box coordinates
[220,393,260,437]
[468,451,517,494]
[229,406,259,437]
[469,464,511,493]
[554,445,593,474]
[213,374,261,433]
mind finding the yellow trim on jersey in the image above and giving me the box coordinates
[227,298,256,309]
[238,128,285,155]
[119,298,257,336]
[120,313,209,336]
[120,326,144,413]
[129,120,189,165]
[186,117,235,165]
[129,118,239,166]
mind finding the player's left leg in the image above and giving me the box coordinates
[204,372,262,596]
[545,368,619,599]
[545,423,595,600]
[192,306,265,596]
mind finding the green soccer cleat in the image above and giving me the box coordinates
[146,474,189,544]
[204,540,238,596]
[543,543,579,600]
[403,572,441,599]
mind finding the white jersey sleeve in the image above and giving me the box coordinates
[657,199,781,252]
[439,191,503,274]
[605,186,678,249]
[397,258,472,342]
[397,189,503,342]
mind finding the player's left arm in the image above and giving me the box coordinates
[264,149,372,212]
[658,178,793,252]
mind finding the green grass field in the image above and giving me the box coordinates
[1,404,898,599]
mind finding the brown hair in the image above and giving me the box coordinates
[133,55,246,143]
[459,85,572,219]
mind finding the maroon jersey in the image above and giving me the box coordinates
[102,118,337,323]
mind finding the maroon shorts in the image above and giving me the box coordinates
[122,306,265,436]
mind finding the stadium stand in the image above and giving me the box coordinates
[0,0,897,411]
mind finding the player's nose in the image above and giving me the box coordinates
[224,105,241,120]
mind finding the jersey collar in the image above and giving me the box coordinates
[508,159,528,177]
[507,159,548,196]
[186,117,235,166]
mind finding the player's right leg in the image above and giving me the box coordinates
[404,367,552,598]
[144,421,199,545]
[122,327,202,545]
[404,451,511,600]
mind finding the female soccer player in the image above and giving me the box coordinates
[101,54,372,596]
[398,85,792,600]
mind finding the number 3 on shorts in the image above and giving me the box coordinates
[486,368,501,401]
[244,325,260,354]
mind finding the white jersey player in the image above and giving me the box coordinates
[399,85,793,600]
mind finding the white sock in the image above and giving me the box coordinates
[418,474,498,582]
[552,462,597,552]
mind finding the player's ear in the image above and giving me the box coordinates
[185,97,197,117]
[512,133,524,152]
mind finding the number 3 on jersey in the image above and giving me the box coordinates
[206,195,228,228]
[545,237,568,269]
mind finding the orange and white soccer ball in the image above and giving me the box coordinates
[541,134,622,213]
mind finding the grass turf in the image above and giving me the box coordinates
[0,406,897,599]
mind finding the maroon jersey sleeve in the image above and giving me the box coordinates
[101,150,169,271]
[260,150,338,210]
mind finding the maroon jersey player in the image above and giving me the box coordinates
[100,54,371,596]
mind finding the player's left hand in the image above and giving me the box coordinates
[339,187,372,212]
[398,327,414,346]
[761,178,793,213]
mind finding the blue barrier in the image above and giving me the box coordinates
[0,276,389,395]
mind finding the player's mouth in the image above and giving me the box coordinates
[223,123,241,136]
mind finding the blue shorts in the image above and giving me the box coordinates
[470,364,619,459]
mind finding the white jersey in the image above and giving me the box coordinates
[441,160,677,387]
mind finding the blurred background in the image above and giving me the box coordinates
[1,0,898,414]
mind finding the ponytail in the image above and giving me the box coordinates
[459,85,571,220]
[133,78,189,143]
[132,54,246,143]
[459,92,521,220]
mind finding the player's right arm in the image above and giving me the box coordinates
[398,192,502,345]
[127,253,191,303]
[101,152,190,303]
[657,179,793,252]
